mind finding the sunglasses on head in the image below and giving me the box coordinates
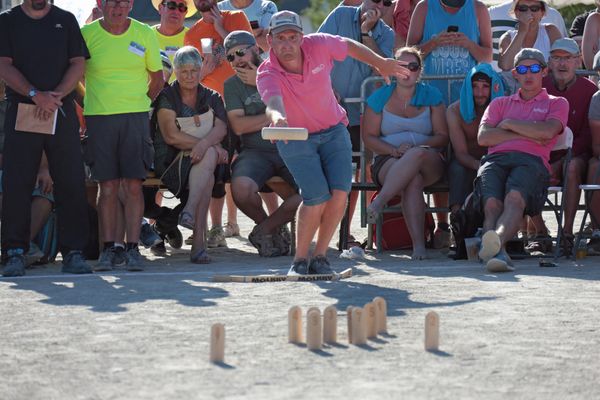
[226,45,253,62]
[372,0,393,7]
[162,1,188,13]
[515,63,543,74]
[516,4,542,13]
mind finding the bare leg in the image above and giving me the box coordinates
[183,148,218,220]
[191,162,216,255]
[401,174,427,259]
[98,179,119,242]
[115,185,126,243]
[433,192,448,225]
[209,196,224,228]
[260,192,279,215]
[563,157,585,234]
[231,176,268,226]
[314,190,348,256]
[122,178,144,243]
[496,190,526,246]
[225,184,237,226]
[29,197,52,239]
[482,197,503,234]
[587,158,600,228]
[294,202,325,260]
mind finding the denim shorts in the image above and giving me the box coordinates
[0,170,55,203]
[276,123,352,206]
[474,152,549,216]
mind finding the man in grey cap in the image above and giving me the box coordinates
[223,30,301,258]
[523,38,599,255]
[475,47,569,272]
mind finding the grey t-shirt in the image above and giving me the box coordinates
[589,91,600,121]
[223,74,275,151]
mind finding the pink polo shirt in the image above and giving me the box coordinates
[481,88,569,171]
[257,33,349,134]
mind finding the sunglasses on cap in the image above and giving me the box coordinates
[226,45,254,62]
[516,4,542,13]
[162,1,188,13]
[372,0,393,7]
[515,63,543,74]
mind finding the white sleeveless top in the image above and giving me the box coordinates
[508,24,552,62]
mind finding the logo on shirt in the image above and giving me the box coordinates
[55,24,63,29]
[311,64,325,75]
[532,107,548,114]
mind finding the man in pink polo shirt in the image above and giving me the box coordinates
[476,47,568,273]
[257,10,409,276]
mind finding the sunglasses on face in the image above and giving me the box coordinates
[162,1,188,13]
[516,4,542,13]
[372,0,393,7]
[105,0,130,8]
[226,45,253,62]
[515,63,543,74]
[549,55,577,63]
[405,62,420,72]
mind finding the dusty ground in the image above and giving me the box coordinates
[0,203,599,400]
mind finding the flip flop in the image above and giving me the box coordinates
[190,249,211,264]
[178,211,195,230]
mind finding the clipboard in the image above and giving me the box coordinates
[15,103,57,135]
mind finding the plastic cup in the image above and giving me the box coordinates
[201,38,213,54]
[464,237,481,262]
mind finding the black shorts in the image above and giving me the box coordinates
[474,152,549,217]
[84,112,153,181]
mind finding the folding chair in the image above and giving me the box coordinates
[544,127,573,259]
[574,164,600,255]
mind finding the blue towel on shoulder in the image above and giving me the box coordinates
[367,81,443,113]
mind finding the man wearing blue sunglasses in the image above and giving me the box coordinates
[474,47,569,273]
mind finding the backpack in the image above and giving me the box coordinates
[449,192,483,260]
[370,192,435,250]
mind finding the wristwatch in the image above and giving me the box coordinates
[28,88,38,99]
[361,30,373,38]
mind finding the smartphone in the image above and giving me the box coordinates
[447,25,459,33]
[250,20,260,29]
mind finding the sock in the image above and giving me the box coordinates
[104,241,115,250]
[125,242,138,251]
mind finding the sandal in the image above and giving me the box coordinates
[190,249,211,264]
[178,211,195,230]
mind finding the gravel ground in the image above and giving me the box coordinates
[0,205,598,400]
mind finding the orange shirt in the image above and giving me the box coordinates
[184,11,252,96]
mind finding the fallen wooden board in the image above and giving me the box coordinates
[213,268,352,283]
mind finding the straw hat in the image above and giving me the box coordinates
[152,0,197,19]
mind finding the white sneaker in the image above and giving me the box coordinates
[478,230,501,262]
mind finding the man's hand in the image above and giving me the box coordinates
[235,63,258,86]
[375,58,411,84]
[32,91,62,120]
[190,139,209,164]
[360,8,381,33]
[447,32,474,50]
[36,168,53,194]
[200,53,219,80]
[210,4,225,32]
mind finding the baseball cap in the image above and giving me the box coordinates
[224,30,256,53]
[268,11,303,35]
[514,48,547,68]
[550,38,580,55]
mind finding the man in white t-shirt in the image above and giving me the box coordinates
[217,0,277,50]
[489,0,567,71]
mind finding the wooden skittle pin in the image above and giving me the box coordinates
[364,302,377,339]
[288,306,303,343]
[210,323,225,363]
[373,297,388,334]
[306,307,322,350]
[351,307,367,345]
[425,311,439,351]
[323,305,337,344]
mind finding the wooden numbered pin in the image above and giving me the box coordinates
[306,307,322,350]
[373,297,388,334]
[288,306,303,343]
[323,305,337,344]
[364,302,377,339]
[424,311,439,351]
[346,306,354,344]
[351,307,367,345]
[210,323,225,363]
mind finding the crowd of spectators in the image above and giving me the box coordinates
[1,0,600,277]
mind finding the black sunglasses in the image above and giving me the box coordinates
[372,0,393,7]
[226,45,254,62]
[406,62,420,72]
[516,4,542,13]
[162,1,188,13]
